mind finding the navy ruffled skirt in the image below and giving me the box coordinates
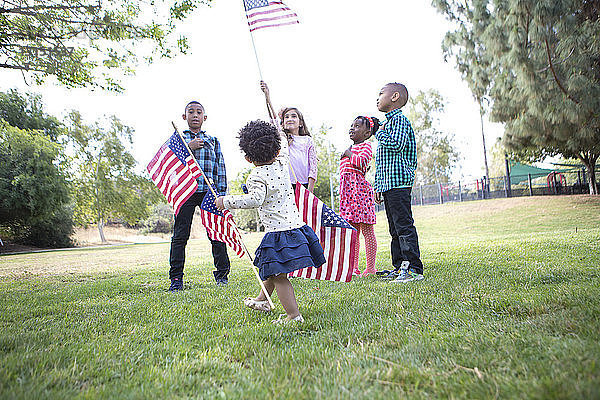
[254,225,326,281]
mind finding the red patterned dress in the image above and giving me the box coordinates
[339,142,376,225]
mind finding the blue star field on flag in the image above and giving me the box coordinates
[168,133,192,164]
[200,190,224,217]
[244,0,268,11]
[321,203,354,229]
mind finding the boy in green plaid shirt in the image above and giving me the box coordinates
[374,83,424,283]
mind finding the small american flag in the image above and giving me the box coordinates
[147,132,201,216]
[290,184,357,282]
[200,191,247,258]
[244,0,299,32]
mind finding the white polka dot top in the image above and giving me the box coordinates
[222,128,304,233]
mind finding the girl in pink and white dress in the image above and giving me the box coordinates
[339,116,380,276]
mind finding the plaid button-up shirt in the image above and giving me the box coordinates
[374,108,417,193]
[183,130,227,195]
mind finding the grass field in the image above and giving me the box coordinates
[1,195,599,399]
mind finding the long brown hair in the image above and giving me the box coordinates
[281,107,311,141]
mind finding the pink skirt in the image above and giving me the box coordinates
[339,172,376,225]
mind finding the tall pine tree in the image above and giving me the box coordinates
[434,0,600,194]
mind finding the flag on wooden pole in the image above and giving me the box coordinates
[290,184,357,282]
[200,191,248,258]
[244,0,299,32]
[146,132,201,216]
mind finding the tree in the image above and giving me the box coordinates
[64,111,160,242]
[313,125,340,210]
[0,89,62,140]
[0,121,73,247]
[0,0,211,91]
[432,0,493,181]
[405,90,460,185]
[433,0,600,194]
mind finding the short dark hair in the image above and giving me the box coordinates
[386,83,409,107]
[185,101,204,112]
[238,120,281,164]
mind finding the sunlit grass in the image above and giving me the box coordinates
[1,195,599,398]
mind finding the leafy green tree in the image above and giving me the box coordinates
[405,90,460,185]
[433,0,600,194]
[0,0,211,91]
[0,89,62,140]
[0,121,73,247]
[64,111,160,242]
[313,125,340,210]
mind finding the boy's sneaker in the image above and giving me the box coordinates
[390,268,424,283]
[381,270,399,280]
[169,278,183,291]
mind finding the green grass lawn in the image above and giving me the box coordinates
[1,195,599,399]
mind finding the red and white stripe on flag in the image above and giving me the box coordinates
[244,0,299,32]
[146,133,202,216]
[290,184,357,282]
[200,208,247,258]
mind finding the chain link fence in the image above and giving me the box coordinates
[410,168,598,206]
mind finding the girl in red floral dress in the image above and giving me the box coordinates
[339,116,380,276]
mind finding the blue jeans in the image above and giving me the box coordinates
[169,192,231,281]
[383,187,423,274]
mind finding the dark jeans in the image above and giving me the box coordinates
[383,187,423,274]
[169,192,231,281]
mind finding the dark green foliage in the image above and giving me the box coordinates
[433,0,600,194]
[0,122,73,247]
[11,204,74,248]
[0,90,62,140]
[0,0,212,91]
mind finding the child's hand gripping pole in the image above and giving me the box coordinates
[171,122,275,309]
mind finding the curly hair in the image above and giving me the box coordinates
[238,120,281,164]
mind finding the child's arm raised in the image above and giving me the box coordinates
[260,81,277,121]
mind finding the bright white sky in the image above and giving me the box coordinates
[1,0,503,182]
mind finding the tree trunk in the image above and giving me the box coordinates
[94,159,107,242]
[98,216,107,243]
[587,157,598,195]
[579,152,599,195]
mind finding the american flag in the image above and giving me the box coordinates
[200,191,247,258]
[244,0,299,32]
[146,132,201,216]
[290,184,357,282]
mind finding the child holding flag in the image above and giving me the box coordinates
[168,101,231,290]
[339,116,379,277]
[215,84,325,323]
[260,81,317,192]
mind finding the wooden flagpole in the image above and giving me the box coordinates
[242,0,265,81]
[172,122,275,309]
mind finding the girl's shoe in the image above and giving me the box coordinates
[244,298,272,312]
[273,314,304,324]
[352,267,362,276]
[361,267,377,277]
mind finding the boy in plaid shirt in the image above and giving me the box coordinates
[374,83,424,283]
[168,101,231,291]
